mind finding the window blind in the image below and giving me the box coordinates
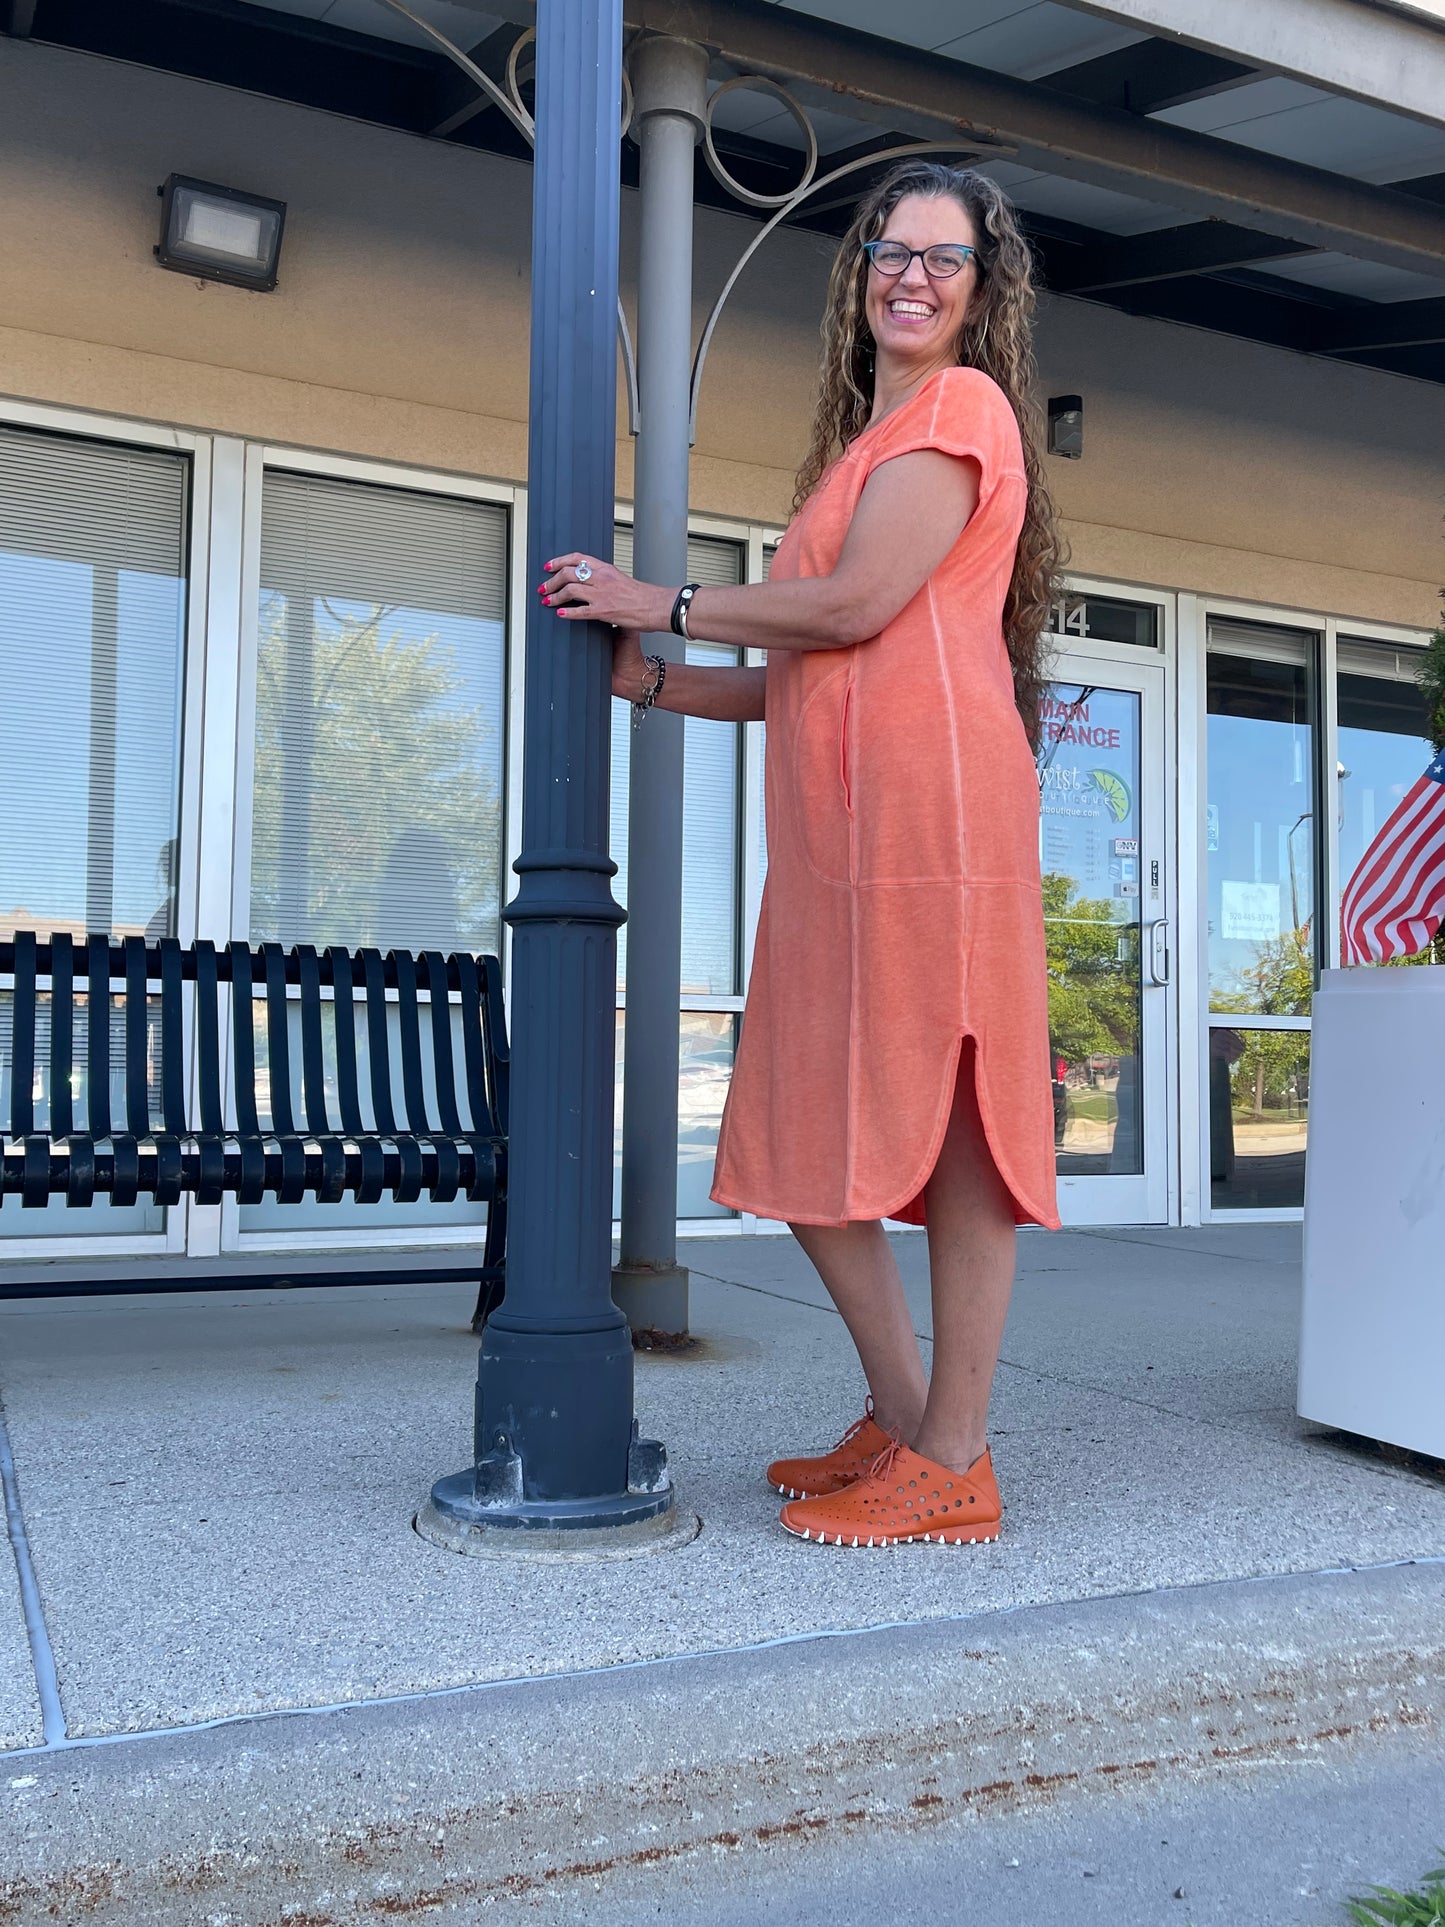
[610,532,743,995]
[252,470,508,957]
[0,423,188,942]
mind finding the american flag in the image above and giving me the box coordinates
[1341,746,1445,964]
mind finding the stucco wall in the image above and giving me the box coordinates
[1,36,1441,628]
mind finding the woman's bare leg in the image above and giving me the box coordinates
[910,1043,1018,1474]
[787,1220,929,1440]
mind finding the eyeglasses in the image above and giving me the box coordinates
[862,240,977,280]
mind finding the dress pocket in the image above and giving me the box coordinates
[787,667,855,884]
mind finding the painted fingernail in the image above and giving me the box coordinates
[543,595,553,605]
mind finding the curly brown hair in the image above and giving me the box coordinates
[794,161,1064,748]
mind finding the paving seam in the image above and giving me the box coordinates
[692,1269,1335,1459]
[0,1391,65,1745]
[1071,1226,1296,1265]
[6,1549,1445,1761]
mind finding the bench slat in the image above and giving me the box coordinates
[262,943,296,1138]
[484,953,511,1135]
[393,950,430,1136]
[230,944,269,1206]
[295,945,330,1137]
[86,935,112,1140]
[124,937,151,1140]
[327,945,364,1137]
[424,951,463,1139]
[361,950,397,1137]
[195,941,224,1138]
[10,930,37,1139]
[227,943,260,1137]
[160,938,187,1137]
[49,932,74,1141]
[330,944,384,1205]
[261,943,308,1204]
[295,946,346,1203]
[455,953,492,1141]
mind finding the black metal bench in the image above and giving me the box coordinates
[0,933,508,1328]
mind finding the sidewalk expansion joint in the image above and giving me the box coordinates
[0,1392,66,1746]
[5,1549,1445,1764]
[696,1270,1328,1460]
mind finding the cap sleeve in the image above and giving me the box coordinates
[864,367,1025,507]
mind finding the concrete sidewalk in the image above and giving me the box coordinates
[0,1224,1442,1921]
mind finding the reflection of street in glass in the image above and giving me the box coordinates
[1227,1111,1307,1158]
[678,1048,732,1131]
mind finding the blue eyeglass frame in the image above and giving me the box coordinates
[861,240,978,278]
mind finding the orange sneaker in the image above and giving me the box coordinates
[765,1401,893,1500]
[779,1438,1002,1547]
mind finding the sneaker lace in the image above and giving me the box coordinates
[865,1433,905,1485]
[832,1399,877,1453]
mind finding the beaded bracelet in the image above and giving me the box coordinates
[632,653,667,728]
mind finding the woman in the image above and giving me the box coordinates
[540,161,1062,1550]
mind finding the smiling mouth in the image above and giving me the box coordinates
[887,299,936,322]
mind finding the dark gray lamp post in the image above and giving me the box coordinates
[419,0,686,1556]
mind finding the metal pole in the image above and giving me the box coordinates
[612,35,708,1338]
[420,0,681,1556]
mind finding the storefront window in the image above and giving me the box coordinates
[614,1011,734,1222]
[242,469,508,1235]
[1206,622,1319,1017]
[1039,683,1144,1175]
[0,424,188,944]
[0,423,189,1238]
[611,530,743,1215]
[1209,1024,1310,1210]
[251,470,508,957]
[1336,638,1436,965]
[611,531,742,998]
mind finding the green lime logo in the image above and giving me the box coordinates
[1089,769,1132,822]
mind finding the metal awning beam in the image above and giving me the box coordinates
[432,1,1445,277]
[659,0,1445,279]
[1044,220,1318,292]
[1060,0,1445,134]
[449,0,1445,277]
[1314,294,1445,353]
[1038,37,1256,114]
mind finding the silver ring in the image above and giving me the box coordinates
[575,561,593,583]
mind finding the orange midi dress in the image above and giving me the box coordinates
[710,364,1061,1230]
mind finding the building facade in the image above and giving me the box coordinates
[1,3,1443,1289]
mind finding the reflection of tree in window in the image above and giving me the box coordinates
[1042,875,1137,1064]
[251,596,502,953]
[1217,924,1313,1020]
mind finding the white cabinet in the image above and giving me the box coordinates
[1299,968,1445,1457]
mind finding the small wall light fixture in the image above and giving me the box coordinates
[155,174,286,291]
[1047,394,1084,459]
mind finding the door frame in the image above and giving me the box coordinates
[1045,625,1178,1227]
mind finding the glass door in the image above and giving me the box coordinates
[1039,648,1172,1223]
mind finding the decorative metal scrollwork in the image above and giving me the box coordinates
[364,1,1006,443]
[688,136,997,442]
[367,0,641,430]
[371,0,535,142]
[701,74,817,209]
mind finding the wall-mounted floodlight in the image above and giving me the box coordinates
[1047,394,1083,459]
[155,175,286,291]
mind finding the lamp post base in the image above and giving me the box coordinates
[417,1470,697,1562]
[612,1261,689,1337]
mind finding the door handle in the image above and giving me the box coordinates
[1147,918,1170,987]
